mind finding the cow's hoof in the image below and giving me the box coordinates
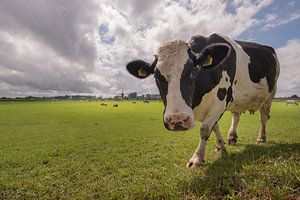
[228,137,237,145]
[227,132,238,145]
[256,135,266,143]
[186,155,204,168]
[214,146,227,153]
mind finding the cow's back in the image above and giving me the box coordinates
[227,40,279,113]
[236,41,278,92]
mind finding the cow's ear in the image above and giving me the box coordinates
[126,60,154,79]
[196,43,231,69]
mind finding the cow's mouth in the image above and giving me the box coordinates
[173,122,188,131]
[164,119,194,131]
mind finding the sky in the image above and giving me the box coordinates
[0,0,299,98]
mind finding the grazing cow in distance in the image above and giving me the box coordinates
[126,33,280,168]
[113,104,119,107]
[144,100,150,103]
[286,100,298,106]
[132,101,137,104]
[100,103,108,106]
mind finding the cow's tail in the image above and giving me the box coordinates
[273,52,280,82]
[271,52,280,96]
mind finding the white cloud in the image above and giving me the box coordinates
[2,0,296,98]
[264,13,278,22]
[262,10,300,30]
[95,0,274,96]
[276,39,300,97]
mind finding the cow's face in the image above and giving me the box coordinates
[126,39,231,131]
[154,40,196,131]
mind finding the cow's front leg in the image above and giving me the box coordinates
[186,123,211,168]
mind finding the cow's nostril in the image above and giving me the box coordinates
[183,116,189,122]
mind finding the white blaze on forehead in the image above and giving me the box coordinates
[156,40,189,78]
[156,39,195,127]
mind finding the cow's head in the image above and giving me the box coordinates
[126,39,231,131]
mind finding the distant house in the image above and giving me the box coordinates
[114,95,123,101]
[146,94,161,100]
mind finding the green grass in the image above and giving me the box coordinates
[0,101,299,199]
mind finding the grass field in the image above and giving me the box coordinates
[0,100,299,199]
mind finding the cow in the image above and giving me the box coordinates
[286,100,298,106]
[113,103,119,107]
[126,33,280,168]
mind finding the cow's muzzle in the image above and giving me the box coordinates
[164,114,194,131]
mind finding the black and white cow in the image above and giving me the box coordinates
[126,33,280,168]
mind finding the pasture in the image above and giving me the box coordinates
[0,101,299,199]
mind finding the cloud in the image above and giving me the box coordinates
[0,0,99,67]
[96,0,274,95]
[276,39,300,97]
[2,0,297,98]
[262,10,300,30]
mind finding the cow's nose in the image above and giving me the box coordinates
[174,122,187,131]
[165,115,191,131]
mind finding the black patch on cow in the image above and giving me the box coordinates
[189,34,237,109]
[187,48,196,64]
[154,69,168,106]
[180,58,197,107]
[189,35,208,53]
[226,86,233,106]
[234,80,237,85]
[236,40,277,92]
[225,77,228,82]
[217,88,227,101]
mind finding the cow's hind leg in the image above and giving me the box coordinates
[213,123,226,153]
[257,93,274,143]
[256,106,269,143]
[227,112,240,145]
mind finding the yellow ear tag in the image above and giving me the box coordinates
[138,68,147,77]
[202,55,213,67]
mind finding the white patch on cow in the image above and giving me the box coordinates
[156,40,189,77]
[218,34,272,113]
[193,71,231,123]
[156,40,195,128]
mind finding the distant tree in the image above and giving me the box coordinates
[290,94,298,99]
